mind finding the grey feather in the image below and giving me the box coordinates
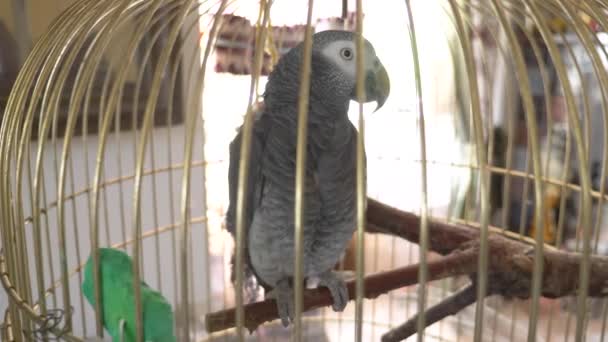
[226,30,386,325]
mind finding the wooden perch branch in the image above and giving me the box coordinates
[366,198,479,254]
[381,284,477,342]
[205,198,608,335]
[366,198,608,299]
[205,248,479,333]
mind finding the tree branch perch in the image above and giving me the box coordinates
[366,198,608,299]
[205,248,479,333]
[381,284,478,342]
[204,198,608,336]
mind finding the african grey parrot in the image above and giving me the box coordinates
[226,30,390,327]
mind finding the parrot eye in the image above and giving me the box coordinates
[340,48,354,60]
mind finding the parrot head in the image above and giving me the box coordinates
[312,30,390,111]
[264,30,390,114]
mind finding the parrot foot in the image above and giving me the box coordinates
[267,278,295,327]
[264,288,275,300]
[318,271,349,312]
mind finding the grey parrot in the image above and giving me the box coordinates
[225,30,390,327]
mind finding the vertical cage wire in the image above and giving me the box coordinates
[403,1,430,341]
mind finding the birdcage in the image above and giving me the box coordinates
[2,0,608,341]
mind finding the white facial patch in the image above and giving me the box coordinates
[320,40,378,83]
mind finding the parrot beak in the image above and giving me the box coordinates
[362,62,390,112]
[351,59,390,112]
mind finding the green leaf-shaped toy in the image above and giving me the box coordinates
[82,248,176,342]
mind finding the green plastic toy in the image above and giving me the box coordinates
[82,248,176,342]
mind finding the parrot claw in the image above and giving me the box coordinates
[318,271,349,312]
[264,288,276,300]
[272,279,295,327]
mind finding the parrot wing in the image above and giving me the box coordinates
[226,110,270,236]
[226,109,275,293]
